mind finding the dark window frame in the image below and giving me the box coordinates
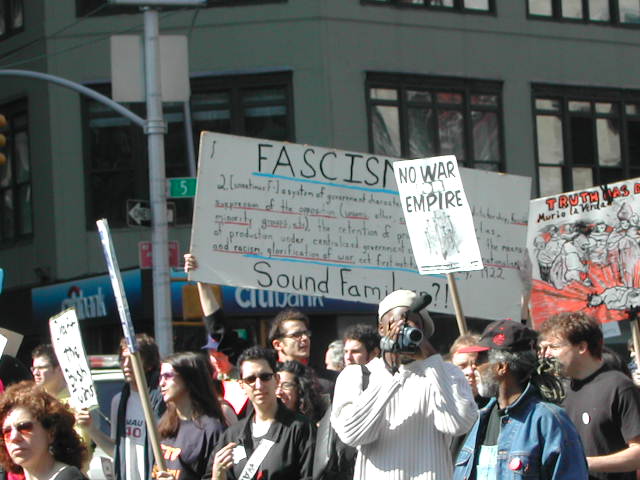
[361,0,496,15]
[526,0,640,28]
[532,83,640,196]
[0,0,24,39]
[366,72,505,171]
[0,98,32,245]
[82,71,295,230]
[76,0,286,17]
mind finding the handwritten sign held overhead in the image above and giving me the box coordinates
[189,132,530,321]
[393,156,483,274]
[527,177,640,327]
[49,308,98,411]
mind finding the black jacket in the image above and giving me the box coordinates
[203,402,315,480]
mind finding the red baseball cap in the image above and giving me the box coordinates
[457,319,537,354]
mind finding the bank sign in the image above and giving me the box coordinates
[32,269,375,323]
[32,270,143,323]
[218,285,376,315]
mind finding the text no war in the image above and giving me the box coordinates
[396,159,464,213]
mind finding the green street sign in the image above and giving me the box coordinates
[167,177,197,198]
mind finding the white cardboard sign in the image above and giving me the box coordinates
[189,132,531,321]
[0,333,7,358]
[96,219,137,353]
[393,156,483,274]
[49,308,98,410]
[0,328,22,358]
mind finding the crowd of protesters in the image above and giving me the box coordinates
[1,258,640,479]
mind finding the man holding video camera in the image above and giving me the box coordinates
[331,289,477,480]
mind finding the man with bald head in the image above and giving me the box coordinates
[331,289,477,480]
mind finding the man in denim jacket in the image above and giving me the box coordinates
[453,320,588,480]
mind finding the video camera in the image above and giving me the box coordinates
[379,293,431,354]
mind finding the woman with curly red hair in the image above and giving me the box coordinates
[0,381,88,480]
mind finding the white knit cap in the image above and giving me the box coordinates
[378,289,434,338]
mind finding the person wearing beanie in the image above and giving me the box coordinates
[453,319,588,480]
[330,289,477,480]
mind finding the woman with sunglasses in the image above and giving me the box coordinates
[204,346,315,480]
[0,381,88,480]
[154,352,227,480]
[276,361,327,424]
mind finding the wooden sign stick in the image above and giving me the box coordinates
[447,273,468,335]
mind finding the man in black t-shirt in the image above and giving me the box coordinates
[540,311,640,480]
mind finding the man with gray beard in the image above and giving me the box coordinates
[453,320,588,480]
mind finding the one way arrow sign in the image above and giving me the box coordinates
[126,199,176,227]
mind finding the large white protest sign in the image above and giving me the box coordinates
[0,333,6,358]
[393,156,483,275]
[189,132,531,321]
[527,177,640,328]
[49,308,98,410]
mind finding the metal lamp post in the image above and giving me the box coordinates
[109,0,205,356]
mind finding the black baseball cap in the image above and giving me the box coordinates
[457,319,537,353]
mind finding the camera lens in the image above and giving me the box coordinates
[407,328,423,343]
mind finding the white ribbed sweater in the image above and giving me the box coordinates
[331,354,477,480]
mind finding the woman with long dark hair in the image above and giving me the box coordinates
[155,352,226,480]
[276,360,327,424]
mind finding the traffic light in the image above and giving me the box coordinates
[0,114,7,166]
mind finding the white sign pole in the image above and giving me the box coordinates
[49,308,98,410]
[96,219,138,353]
[95,218,166,471]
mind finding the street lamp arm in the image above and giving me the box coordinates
[0,69,146,128]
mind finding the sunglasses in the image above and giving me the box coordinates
[241,372,275,385]
[2,421,35,442]
[159,372,177,381]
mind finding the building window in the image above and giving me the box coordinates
[533,85,640,197]
[367,73,504,171]
[0,99,32,242]
[76,0,286,16]
[363,0,494,13]
[84,72,294,228]
[528,0,640,25]
[0,0,24,38]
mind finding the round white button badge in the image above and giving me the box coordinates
[582,412,591,425]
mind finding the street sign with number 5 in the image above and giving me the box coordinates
[167,177,196,198]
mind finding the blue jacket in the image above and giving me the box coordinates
[453,383,588,480]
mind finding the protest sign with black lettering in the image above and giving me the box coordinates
[49,308,98,410]
[393,156,483,274]
[189,132,530,321]
[527,177,640,328]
